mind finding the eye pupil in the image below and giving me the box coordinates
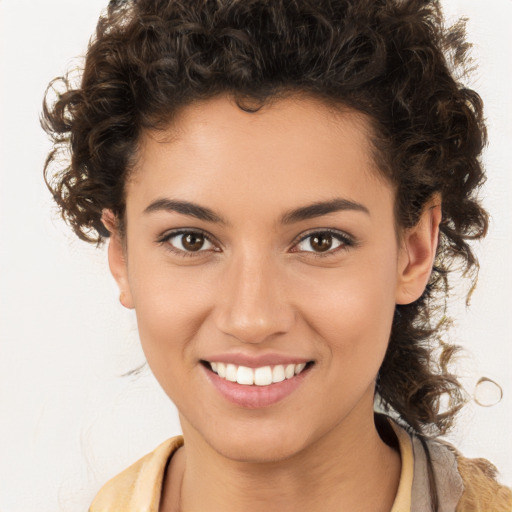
[311,233,332,252]
[182,233,204,251]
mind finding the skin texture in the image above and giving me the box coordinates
[104,95,441,512]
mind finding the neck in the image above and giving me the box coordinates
[162,405,401,512]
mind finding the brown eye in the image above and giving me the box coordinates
[164,231,215,254]
[182,233,205,251]
[295,230,350,255]
[310,233,333,252]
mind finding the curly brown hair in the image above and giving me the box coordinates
[42,0,488,437]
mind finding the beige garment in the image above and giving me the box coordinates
[90,436,184,512]
[89,419,512,512]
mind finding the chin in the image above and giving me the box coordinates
[201,418,318,464]
[213,436,306,464]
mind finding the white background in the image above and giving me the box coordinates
[0,1,511,510]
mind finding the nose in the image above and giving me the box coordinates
[213,252,295,345]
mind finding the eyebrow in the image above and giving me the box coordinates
[279,198,369,224]
[143,197,369,225]
[144,198,229,225]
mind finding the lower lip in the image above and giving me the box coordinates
[203,365,312,409]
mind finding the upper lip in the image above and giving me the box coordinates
[202,353,313,368]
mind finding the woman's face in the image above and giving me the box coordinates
[111,95,426,462]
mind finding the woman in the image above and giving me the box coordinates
[42,0,512,510]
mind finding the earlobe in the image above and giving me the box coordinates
[101,209,135,310]
[395,195,442,305]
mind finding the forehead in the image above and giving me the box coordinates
[127,94,393,220]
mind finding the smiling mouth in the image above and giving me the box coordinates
[202,361,314,386]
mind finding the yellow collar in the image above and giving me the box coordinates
[90,423,415,511]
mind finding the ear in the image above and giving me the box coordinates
[101,209,134,309]
[395,195,442,305]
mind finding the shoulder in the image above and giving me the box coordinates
[386,416,512,512]
[89,436,184,512]
[416,432,512,512]
[454,453,512,512]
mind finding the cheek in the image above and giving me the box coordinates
[293,266,397,414]
[293,253,398,360]
[128,260,215,367]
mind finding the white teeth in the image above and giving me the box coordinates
[217,362,226,378]
[285,364,295,379]
[237,365,254,385]
[254,366,273,386]
[208,361,309,385]
[272,365,286,383]
[226,364,237,382]
[295,363,306,375]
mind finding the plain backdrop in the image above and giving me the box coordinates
[1,0,511,510]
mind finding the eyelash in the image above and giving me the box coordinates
[292,229,355,257]
[157,228,355,259]
[157,229,219,259]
